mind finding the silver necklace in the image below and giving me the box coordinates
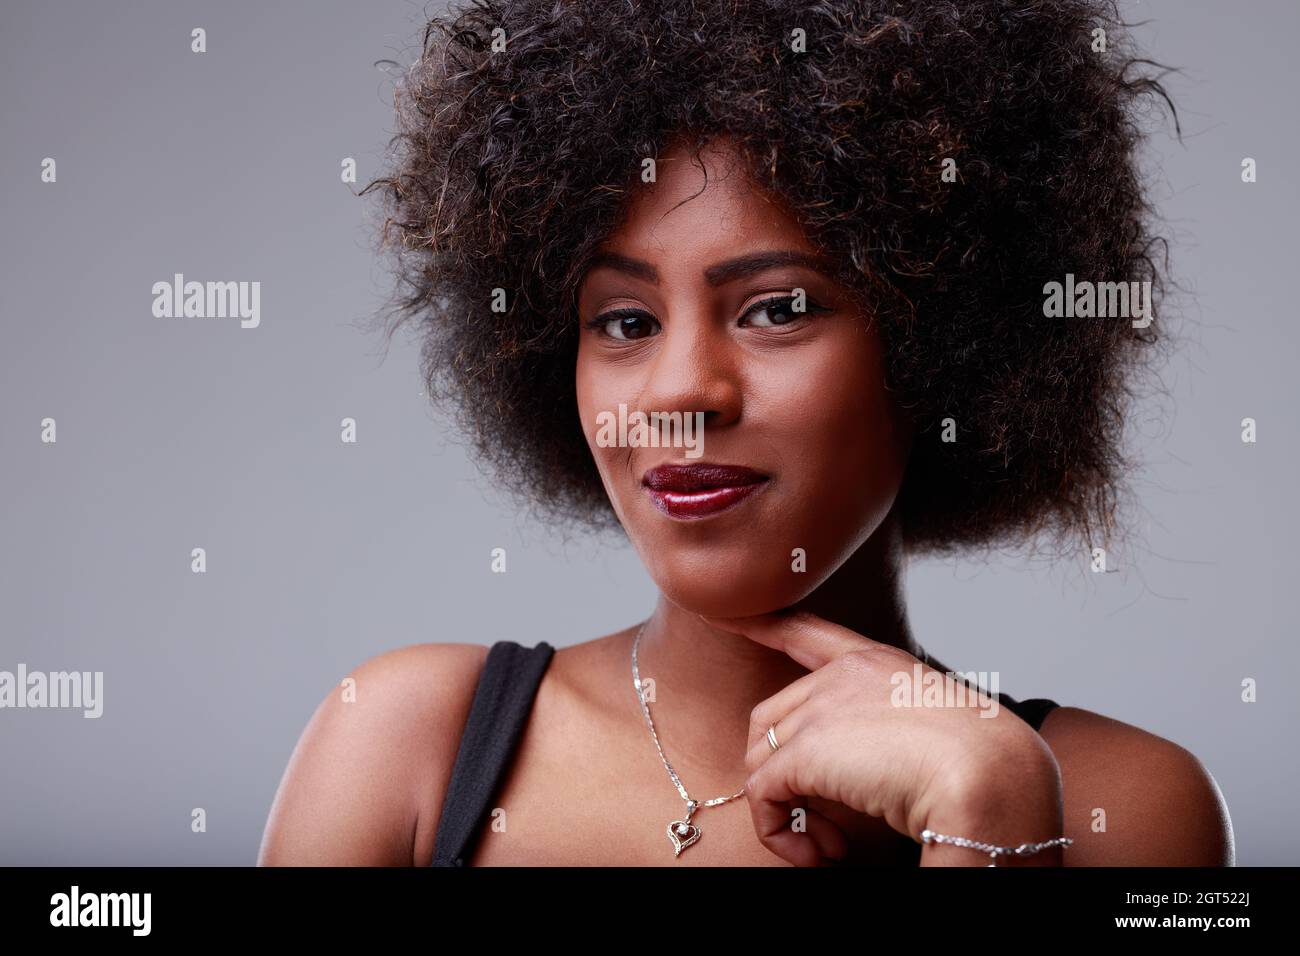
[631,621,747,858]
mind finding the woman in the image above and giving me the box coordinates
[259,0,1233,866]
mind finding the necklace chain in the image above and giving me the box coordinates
[630,622,934,808]
[630,621,747,812]
[631,622,935,856]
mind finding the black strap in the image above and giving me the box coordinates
[429,640,555,867]
[997,692,1060,732]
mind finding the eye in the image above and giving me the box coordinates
[586,308,661,341]
[739,294,830,328]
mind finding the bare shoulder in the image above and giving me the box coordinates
[257,642,490,866]
[1037,706,1235,866]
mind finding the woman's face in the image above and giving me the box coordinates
[575,137,912,617]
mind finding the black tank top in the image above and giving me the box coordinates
[429,640,1061,867]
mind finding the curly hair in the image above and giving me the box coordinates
[362,0,1177,557]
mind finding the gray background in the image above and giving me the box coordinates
[1,0,1295,865]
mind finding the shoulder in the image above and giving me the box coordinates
[1037,706,1234,866]
[257,642,490,866]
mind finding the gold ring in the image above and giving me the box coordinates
[766,724,781,752]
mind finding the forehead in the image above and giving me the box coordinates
[598,138,817,261]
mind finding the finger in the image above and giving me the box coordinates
[746,746,849,866]
[777,806,849,867]
[700,608,885,670]
[745,690,820,769]
[744,668,826,755]
[804,808,850,865]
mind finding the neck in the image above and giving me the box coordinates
[629,509,918,787]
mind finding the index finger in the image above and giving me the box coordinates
[698,608,884,670]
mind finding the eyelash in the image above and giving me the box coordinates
[583,294,831,339]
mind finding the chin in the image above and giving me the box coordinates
[642,542,830,618]
[659,579,807,619]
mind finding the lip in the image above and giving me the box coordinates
[641,462,770,520]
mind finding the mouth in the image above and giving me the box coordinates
[641,462,771,520]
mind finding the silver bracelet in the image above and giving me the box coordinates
[920,828,1073,866]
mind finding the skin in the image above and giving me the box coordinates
[258,137,1234,867]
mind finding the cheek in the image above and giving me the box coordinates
[575,343,614,451]
[763,331,907,537]
[574,350,632,511]
[574,351,598,452]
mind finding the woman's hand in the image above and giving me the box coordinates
[699,609,1066,867]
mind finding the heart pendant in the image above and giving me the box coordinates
[667,820,702,857]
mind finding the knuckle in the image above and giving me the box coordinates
[785,608,816,639]
[780,609,820,637]
[786,609,818,627]
[838,648,876,677]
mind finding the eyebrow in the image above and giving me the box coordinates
[584,249,840,287]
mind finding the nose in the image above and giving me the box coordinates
[634,308,743,429]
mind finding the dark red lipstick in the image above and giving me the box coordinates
[642,463,770,519]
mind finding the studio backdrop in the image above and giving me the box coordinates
[0,0,1296,865]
